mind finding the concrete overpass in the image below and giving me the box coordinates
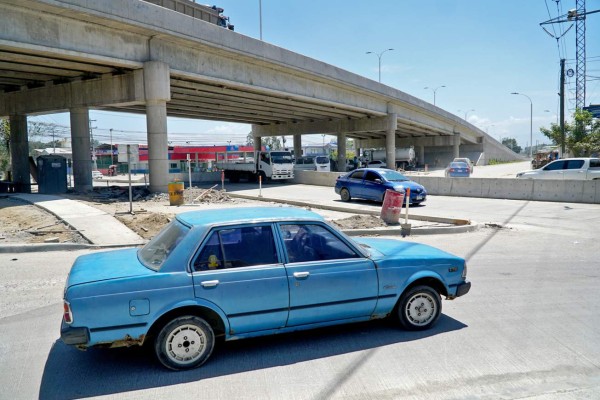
[0,0,522,193]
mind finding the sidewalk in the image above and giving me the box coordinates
[3,194,145,252]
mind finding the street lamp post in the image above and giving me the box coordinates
[463,109,475,120]
[511,92,533,158]
[366,48,394,83]
[321,134,326,154]
[424,85,445,106]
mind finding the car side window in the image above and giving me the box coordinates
[193,225,278,271]
[544,160,566,171]
[566,160,584,169]
[590,159,600,169]
[280,224,360,263]
[364,171,380,182]
[348,170,364,180]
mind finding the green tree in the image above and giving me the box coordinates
[501,137,522,154]
[540,109,600,156]
[261,136,282,150]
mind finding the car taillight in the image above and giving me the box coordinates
[450,168,455,172]
[63,301,73,324]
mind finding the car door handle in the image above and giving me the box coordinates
[293,272,310,279]
[201,280,219,287]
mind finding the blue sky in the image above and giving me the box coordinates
[32,0,600,150]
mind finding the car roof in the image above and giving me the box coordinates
[176,206,324,227]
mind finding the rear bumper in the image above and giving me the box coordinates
[61,320,89,346]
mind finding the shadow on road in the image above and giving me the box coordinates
[39,315,466,399]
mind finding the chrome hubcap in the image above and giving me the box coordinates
[166,324,206,365]
[405,293,436,326]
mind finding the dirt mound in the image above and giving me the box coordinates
[117,212,174,240]
[332,214,388,230]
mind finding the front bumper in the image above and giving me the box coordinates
[455,281,471,297]
[61,320,89,346]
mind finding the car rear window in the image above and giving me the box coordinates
[316,156,329,164]
[589,159,600,169]
[138,220,190,271]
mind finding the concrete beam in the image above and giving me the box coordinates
[253,116,391,136]
[0,72,145,116]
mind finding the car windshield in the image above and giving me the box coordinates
[451,162,468,168]
[316,156,329,164]
[271,152,293,164]
[138,220,190,271]
[378,169,409,182]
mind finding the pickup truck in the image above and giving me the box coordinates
[516,158,600,180]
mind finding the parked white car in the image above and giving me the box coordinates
[516,158,600,180]
[92,170,104,180]
[367,160,387,168]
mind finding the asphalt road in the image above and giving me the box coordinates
[1,189,599,399]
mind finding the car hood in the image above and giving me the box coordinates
[66,248,154,288]
[387,180,424,191]
[353,237,462,263]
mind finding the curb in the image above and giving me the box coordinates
[0,242,145,254]
[227,193,475,233]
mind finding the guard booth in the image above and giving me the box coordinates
[37,155,67,194]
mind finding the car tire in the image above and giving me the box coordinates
[340,188,351,202]
[155,315,215,371]
[397,285,441,331]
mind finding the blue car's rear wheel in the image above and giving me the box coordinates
[155,315,215,370]
[397,285,441,330]
[340,188,351,202]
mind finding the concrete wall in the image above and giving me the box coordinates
[409,176,600,203]
[290,171,600,204]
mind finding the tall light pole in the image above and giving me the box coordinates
[258,0,262,40]
[321,134,326,154]
[366,48,394,83]
[463,109,475,120]
[424,85,445,106]
[511,92,533,157]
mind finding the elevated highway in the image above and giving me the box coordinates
[0,0,522,192]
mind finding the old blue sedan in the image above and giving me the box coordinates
[61,207,470,370]
[335,168,427,205]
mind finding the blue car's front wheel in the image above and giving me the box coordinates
[397,285,441,330]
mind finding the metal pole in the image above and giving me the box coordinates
[259,0,262,40]
[127,144,132,214]
[560,59,566,155]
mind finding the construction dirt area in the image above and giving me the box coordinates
[0,186,387,244]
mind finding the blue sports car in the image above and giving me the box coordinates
[60,207,469,370]
[335,168,427,205]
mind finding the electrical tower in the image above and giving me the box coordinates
[541,1,600,110]
[573,0,586,110]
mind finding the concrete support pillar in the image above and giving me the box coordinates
[293,134,302,160]
[453,132,461,159]
[386,113,397,168]
[419,145,425,168]
[70,107,93,192]
[336,132,347,172]
[9,115,30,193]
[253,134,262,152]
[144,61,170,193]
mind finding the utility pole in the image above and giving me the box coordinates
[560,59,566,155]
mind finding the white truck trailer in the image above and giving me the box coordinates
[215,150,294,182]
[366,147,417,169]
